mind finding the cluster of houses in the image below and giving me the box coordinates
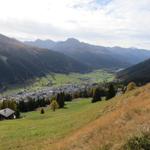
[0,83,94,102]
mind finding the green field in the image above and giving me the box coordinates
[32,69,114,88]
[0,98,111,150]
[1,70,114,96]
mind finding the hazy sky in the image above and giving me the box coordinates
[0,0,150,49]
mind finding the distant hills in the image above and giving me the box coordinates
[25,38,150,69]
[117,58,150,84]
[1,33,150,85]
[0,34,90,84]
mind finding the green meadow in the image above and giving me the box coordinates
[0,98,110,150]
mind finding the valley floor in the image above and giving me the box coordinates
[0,69,114,96]
[0,83,150,150]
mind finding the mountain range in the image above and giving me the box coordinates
[0,34,90,85]
[1,33,150,85]
[25,38,150,69]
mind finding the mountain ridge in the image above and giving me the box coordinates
[24,38,150,69]
[0,34,90,85]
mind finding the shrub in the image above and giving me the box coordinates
[123,132,150,150]
[126,82,137,92]
[40,108,45,114]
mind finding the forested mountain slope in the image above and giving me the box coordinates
[25,38,150,69]
[0,34,90,84]
[117,58,150,83]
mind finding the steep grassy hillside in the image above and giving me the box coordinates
[54,84,150,150]
[0,84,150,150]
[0,99,109,150]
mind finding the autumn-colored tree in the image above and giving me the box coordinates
[50,97,59,111]
[126,82,137,92]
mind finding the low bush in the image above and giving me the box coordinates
[123,132,150,150]
[126,82,137,92]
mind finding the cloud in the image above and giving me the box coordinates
[0,0,150,49]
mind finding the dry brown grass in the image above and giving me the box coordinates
[46,83,150,150]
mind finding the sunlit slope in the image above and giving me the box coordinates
[0,99,110,150]
[0,84,150,150]
[51,84,150,150]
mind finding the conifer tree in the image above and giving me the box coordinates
[40,108,45,114]
[56,92,65,108]
[106,84,116,100]
[92,87,101,103]
[15,109,20,118]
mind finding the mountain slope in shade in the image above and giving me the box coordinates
[117,58,150,83]
[25,38,150,69]
[26,39,56,49]
[0,34,90,84]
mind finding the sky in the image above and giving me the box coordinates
[0,0,150,49]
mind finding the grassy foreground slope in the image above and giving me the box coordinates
[0,84,150,150]
[0,99,110,150]
[53,84,150,150]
